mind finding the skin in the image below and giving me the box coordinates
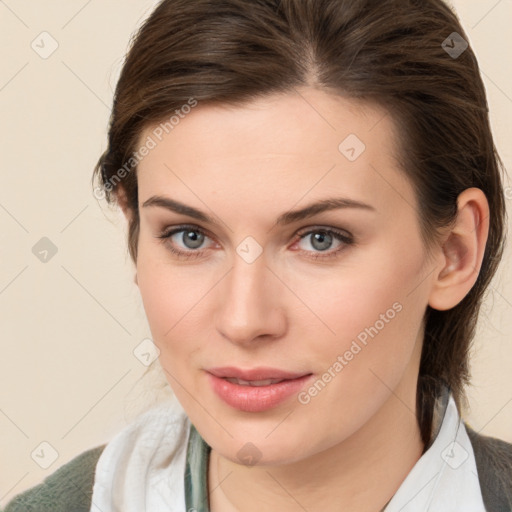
[119,87,489,511]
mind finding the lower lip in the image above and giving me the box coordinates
[207,373,313,412]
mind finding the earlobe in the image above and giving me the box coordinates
[428,188,489,311]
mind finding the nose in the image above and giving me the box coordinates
[214,253,287,346]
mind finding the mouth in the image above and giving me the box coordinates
[206,366,310,381]
[205,366,313,412]
[223,377,288,386]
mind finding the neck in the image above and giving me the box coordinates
[208,374,425,512]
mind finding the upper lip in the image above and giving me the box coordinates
[206,366,311,381]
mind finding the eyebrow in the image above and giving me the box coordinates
[141,195,375,226]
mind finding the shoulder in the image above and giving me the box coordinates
[465,423,512,511]
[3,402,188,512]
[3,444,106,512]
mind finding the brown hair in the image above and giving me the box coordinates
[92,0,507,446]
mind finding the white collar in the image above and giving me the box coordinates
[90,396,191,512]
[90,394,486,512]
[384,394,486,512]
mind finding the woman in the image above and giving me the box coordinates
[4,0,511,511]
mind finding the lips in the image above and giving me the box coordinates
[206,366,313,412]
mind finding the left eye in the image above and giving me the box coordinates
[295,229,352,254]
[300,231,335,252]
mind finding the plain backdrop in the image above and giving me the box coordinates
[1,0,511,506]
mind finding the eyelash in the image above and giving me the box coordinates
[155,224,354,261]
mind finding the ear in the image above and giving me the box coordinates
[428,188,490,311]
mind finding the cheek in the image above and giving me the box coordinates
[136,249,192,345]
[136,262,207,405]
[136,232,200,326]
[287,251,427,441]
[293,241,428,378]
[135,246,220,377]
[137,265,175,337]
[300,247,424,327]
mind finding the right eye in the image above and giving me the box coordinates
[156,225,217,259]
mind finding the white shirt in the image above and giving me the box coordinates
[384,395,486,511]
[89,393,486,512]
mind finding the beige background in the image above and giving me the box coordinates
[0,0,511,506]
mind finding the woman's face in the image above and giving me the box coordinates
[134,88,439,465]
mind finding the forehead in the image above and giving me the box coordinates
[139,89,396,161]
[135,88,415,224]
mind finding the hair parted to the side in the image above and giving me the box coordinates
[92,0,507,447]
